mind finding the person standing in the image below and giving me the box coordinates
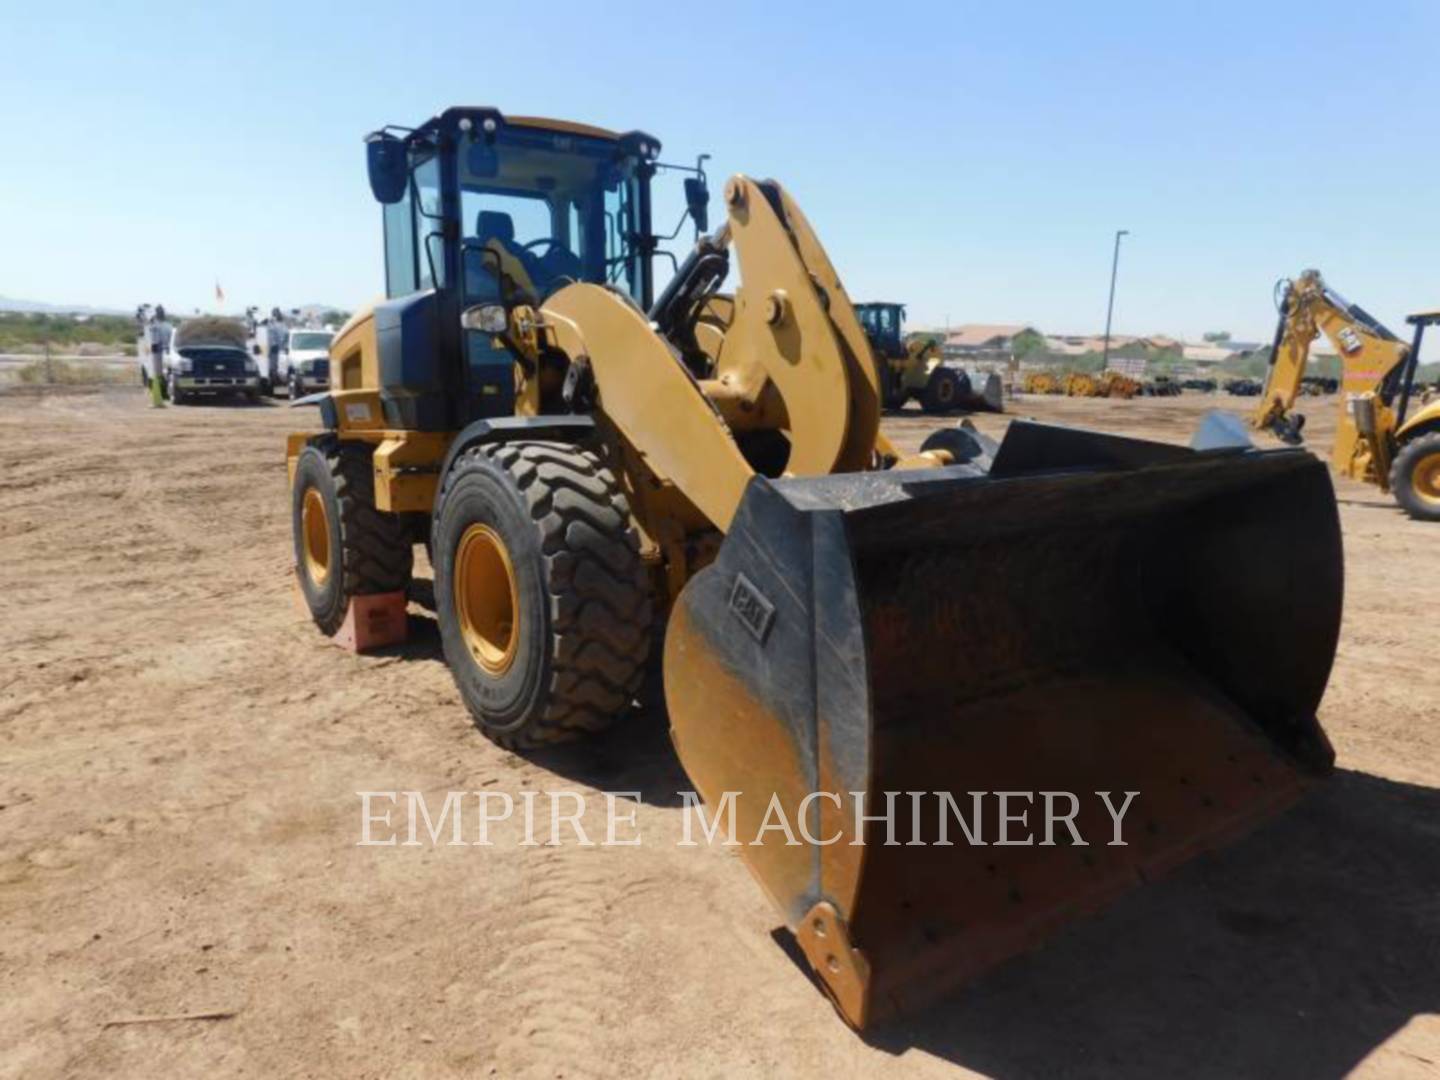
[266,307,288,388]
[146,305,173,408]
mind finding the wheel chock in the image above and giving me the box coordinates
[331,590,409,653]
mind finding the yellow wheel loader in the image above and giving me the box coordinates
[854,302,1002,413]
[289,108,1344,1028]
[1253,269,1440,521]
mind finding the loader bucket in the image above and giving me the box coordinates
[664,419,1342,1028]
[956,368,1004,412]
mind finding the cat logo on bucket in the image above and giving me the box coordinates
[728,573,776,644]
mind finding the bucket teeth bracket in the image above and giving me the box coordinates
[797,901,871,1028]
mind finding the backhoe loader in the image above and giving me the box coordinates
[854,301,1002,413]
[1253,269,1440,521]
[288,107,1343,1028]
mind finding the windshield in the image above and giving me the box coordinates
[459,126,644,304]
[290,332,333,351]
[857,305,903,341]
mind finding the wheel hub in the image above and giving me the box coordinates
[301,487,332,585]
[1414,451,1440,505]
[454,523,520,675]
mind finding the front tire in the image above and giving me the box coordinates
[922,367,962,414]
[433,440,652,749]
[1390,432,1440,522]
[292,438,414,634]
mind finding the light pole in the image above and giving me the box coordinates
[1102,229,1129,371]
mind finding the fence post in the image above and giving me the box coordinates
[44,339,52,383]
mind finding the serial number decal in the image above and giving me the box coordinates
[344,402,372,422]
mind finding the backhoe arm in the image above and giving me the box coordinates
[1254,269,1410,442]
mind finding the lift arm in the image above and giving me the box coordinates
[540,175,883,532]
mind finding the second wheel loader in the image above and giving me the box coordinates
[289,107,1344,1028]
[854,301,1003,413]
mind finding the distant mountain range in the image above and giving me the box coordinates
[0,296,129,316]
[0,297,346,318]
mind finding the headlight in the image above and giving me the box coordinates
[176,356,193,373]
[244,359,258,374]
[461,303,508,334]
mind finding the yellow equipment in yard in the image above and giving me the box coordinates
[1253,269,1440,521]
[289,108,1344,1028]
[853,302,1002,413]
[1100,370,1142,399]
[1063,371,1102,397]
[1021,370,1060,394]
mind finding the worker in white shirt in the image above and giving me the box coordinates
[266,308,288,386]
[146,305,173,408]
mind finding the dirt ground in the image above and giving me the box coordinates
[2,385,1437,1079]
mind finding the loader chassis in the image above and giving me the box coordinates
[288,107,1345,1027]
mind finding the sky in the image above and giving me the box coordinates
[2,0,1437,344]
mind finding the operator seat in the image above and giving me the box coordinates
[463,211,537,301]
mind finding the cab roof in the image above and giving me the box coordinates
[394,107,659,157]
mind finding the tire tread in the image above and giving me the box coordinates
[442,440,651,749]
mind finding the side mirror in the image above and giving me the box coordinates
[684,176,709,233]
[366,134,408,204]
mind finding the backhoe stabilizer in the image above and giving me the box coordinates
[664,420,1342,1028]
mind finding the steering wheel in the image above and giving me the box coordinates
[521,237,564,256]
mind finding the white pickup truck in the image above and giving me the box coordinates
[278,328,334,398]
[139,318,261,404]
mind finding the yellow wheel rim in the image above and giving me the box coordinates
[454,523,520,676]
[1413,451,1440,505]
[301,487,332,586]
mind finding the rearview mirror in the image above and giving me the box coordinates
[684,176,709,233]
[366,134,408,204]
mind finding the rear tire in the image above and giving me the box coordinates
[292,437,414,634]
[1390,432,1440,522]
[922,367,962,414]
[433,440,652,749]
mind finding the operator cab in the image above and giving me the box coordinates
[855,302,907,359]
[363,108,665,425]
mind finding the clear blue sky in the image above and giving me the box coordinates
[3,0,1437,343]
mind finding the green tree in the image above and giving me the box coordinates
[1011,328,1046,360]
